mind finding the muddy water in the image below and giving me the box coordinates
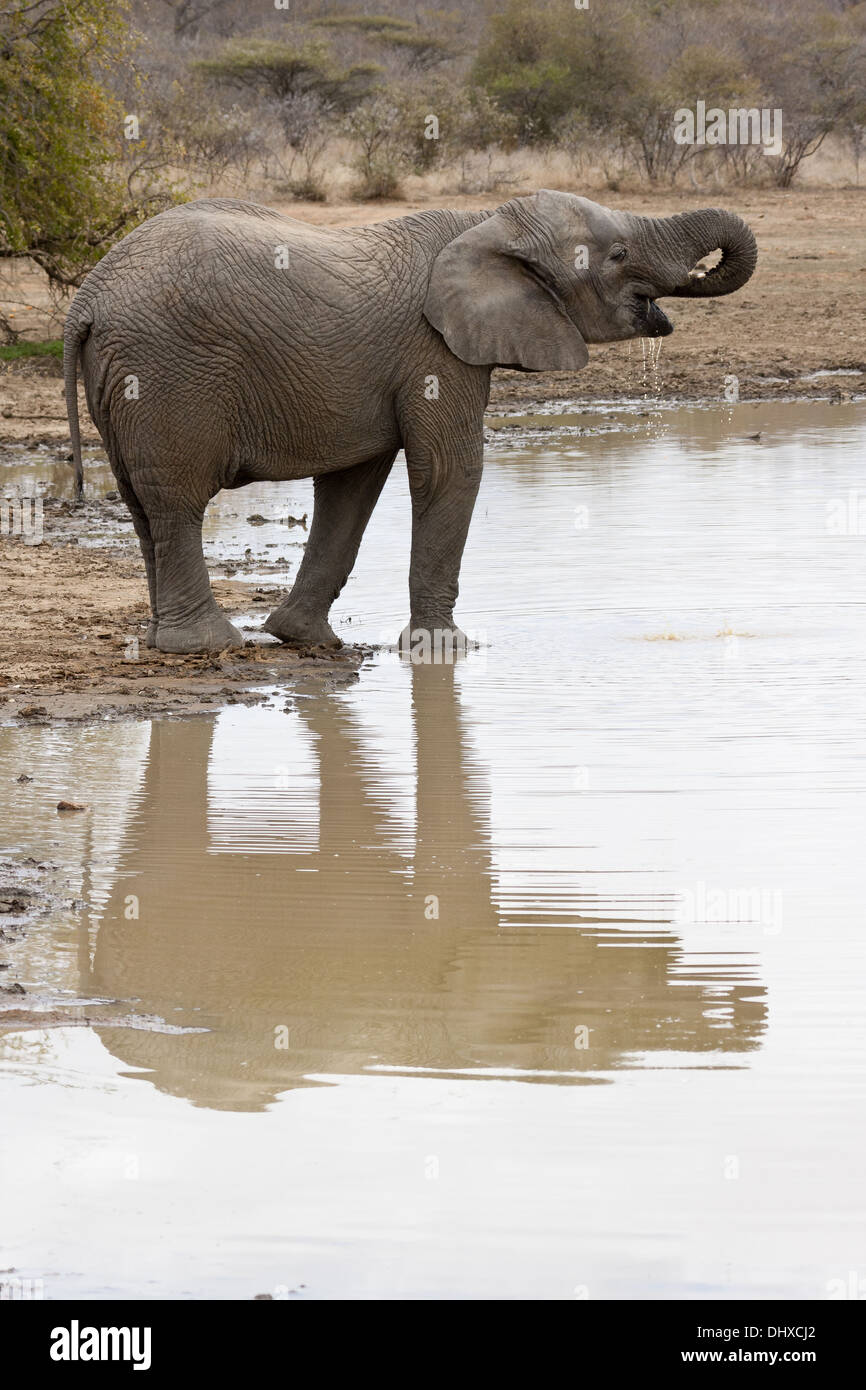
[1,401,865,1299]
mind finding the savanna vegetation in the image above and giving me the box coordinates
[1,0,866,339]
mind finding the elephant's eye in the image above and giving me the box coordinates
[608,245,628,263]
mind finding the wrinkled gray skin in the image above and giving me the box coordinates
[63,190,757,653]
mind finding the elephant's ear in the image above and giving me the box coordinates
[423,210,588,372]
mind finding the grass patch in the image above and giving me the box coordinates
[0,340,63,361]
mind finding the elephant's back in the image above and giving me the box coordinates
[72,200,422,471]
[76,197,411,350]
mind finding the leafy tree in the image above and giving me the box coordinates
[194,36,381,126]
[344,94,407,199]
[0,0,171,287]
[737,7,865,185]
[472,1,572,142]
[146,78,265,182]
[394,78,516,174]
[472,0,642,145]
[663,44,766,183]
[312,12,460,71]
[615,41,767,184]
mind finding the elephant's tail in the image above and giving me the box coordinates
[63,307,92,504]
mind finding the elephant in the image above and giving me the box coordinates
[63,191,757,654]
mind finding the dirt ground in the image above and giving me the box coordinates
[1,185,863,717]
[0,497,366,721]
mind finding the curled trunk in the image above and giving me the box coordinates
[639,208,758,298]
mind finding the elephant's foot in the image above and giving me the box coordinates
[154,611,245,654]
[145,619,158,649]
[263,602,341,649]
[398,620,472,663]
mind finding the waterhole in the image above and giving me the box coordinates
[1,400,864,1297]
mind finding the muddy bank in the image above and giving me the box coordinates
[0,854,84,1007]
[4,394,865,719]
[1,333,863,452]
[0,494,367,721]
[0,855,75,940]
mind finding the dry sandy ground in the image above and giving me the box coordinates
[0,185,863,718]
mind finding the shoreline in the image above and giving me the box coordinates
[2,391,864,724]
[1,355,864,451]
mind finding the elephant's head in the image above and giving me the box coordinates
[424,189,757,371]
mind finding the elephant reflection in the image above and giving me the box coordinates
[86,665,766,1111]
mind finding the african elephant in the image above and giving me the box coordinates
[63,191,757,654]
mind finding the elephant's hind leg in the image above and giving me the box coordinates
[149,506,244,654]
[265,450,395,647]
[111,464,159,647]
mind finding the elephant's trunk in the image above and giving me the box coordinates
[638,208,758,298]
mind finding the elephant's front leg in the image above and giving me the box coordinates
[264,450,395,647]
[401,430,483,656]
